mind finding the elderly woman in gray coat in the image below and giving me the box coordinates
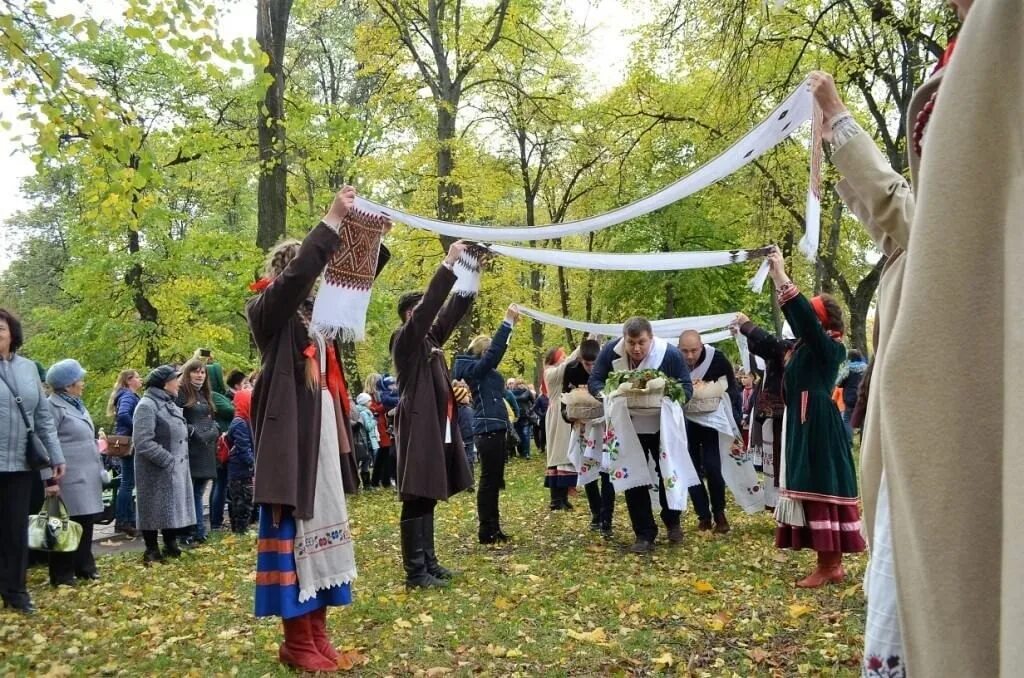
[0,309,64,614]
[132,365,195,565]
[45,359,105,587]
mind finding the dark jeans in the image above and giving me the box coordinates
[686,422,726,521]
[842,409,854,438]
[585,472,616,526]
[370,445,393,487]
[514,420,532,458]
[191,478,210,539]
[209,465,228,529]
[115,455,136,525]
[0,472,33,608]
[533,421,546,452]
[400,496,437,521]
[48,513,97,584]
[476,431,506,537]
[624,434,680,542]
[228,477,254,533]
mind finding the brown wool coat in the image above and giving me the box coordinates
[392,265,474,502]
[246,223,389,519]
[832,59,941,546]
[878,2,1023,674]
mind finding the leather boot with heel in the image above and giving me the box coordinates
[401,517,447,589]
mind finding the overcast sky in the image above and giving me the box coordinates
[0,0,644,271]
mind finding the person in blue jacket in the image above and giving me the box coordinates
[588,317,693,554]
[452,304,521,544]
[107,369,142,537]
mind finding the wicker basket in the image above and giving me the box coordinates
[565,401,605,421]
[624,389,664,410]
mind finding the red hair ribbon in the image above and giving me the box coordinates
[249,277,273,292]
[540,348,566,396]
[810,296,829,327]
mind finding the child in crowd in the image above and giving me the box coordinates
[225,389,255,534]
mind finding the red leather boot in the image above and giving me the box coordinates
[279,613,337,672]
[796,551,845,588]
[309,607,341,665]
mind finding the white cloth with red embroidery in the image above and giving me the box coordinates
[863,473,904,674]
[601,395,699,511]
[684,399,766,514]
[293,335,357,602]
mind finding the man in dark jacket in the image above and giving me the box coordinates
[510,380,535,459]
[678,330,742,534]
[391,241,475,589]
[589,318,693,553]
[451,304,521,544]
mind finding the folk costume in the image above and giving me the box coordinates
[684,344,743,533]
[740,322,794,511]
[392,263,475,587]
[541,349,579,510]
[247,212,389,673]
[588,337,693,551]
[829,21,958,675]
[772,285,865,581]
[876,3,1024,674]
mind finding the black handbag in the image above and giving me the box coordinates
[0,368,52,470]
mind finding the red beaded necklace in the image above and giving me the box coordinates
[912,39,957,158]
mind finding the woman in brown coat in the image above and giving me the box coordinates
[247,187,389,673]
[391,241,475,589]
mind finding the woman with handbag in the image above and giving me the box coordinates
[133,365,195,564]
[106,369,142,537]
[45,359,105,586]
[176,358,220,545]
[0,308,65,614]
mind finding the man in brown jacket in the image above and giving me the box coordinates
[391,241,475,589]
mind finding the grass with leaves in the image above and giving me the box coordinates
[0,458,866,676]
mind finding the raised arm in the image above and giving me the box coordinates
[393,263,458,357]
[247,188,358,345]
[809,72,914,254]
[465,307,518,379]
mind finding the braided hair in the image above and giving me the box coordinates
[264,238,302,279]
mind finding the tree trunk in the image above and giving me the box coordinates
[125,228,160,367]
[256,0,294,251]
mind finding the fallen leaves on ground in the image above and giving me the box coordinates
[0,460,867,675]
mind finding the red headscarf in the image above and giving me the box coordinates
[811,296,843,339]
[233,388,252,422]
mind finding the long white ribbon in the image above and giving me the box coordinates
[517,306,737,337]
[486,244,771,271]
[354,80,819,259]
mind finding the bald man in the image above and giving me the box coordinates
[678,330,742,533]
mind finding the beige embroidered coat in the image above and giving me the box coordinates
[878,2,1022,675]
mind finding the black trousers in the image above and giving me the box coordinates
[584,472,615,526]
[475,430,506,537]
[48,513,97,584]
[370,444,393,487]
[624,434,680,542]
[0,472,33,607]
[686,422,726,520]
[228,477,254,533]
[400,496,437,521]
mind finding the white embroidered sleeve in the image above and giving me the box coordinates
[829,113,863,150]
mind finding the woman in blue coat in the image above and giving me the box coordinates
[107,369,142,536]
[452,305,520,544]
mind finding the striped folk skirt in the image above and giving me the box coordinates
[254,507,352,619]
[544,464,578,489]
[774,500,866,553]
